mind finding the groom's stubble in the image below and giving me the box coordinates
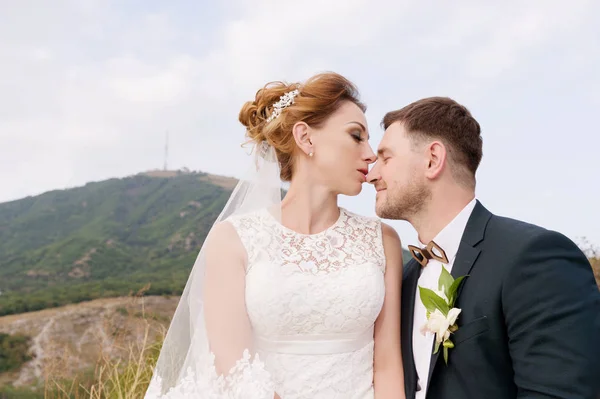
[376,174,432,221]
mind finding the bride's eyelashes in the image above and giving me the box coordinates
[351,131,364,142]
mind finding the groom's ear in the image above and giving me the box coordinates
[292,121,313,156]
[424,140,447,179]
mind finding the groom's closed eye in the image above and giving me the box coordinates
[377,148,392,161]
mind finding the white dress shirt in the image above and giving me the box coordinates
[413,198,477,399]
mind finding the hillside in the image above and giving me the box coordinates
[0,170,237,316]
[0,170,411,317]
[0,295,177,389]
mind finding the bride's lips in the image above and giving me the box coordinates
[357,169,368,182]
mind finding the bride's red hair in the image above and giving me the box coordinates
[239,72,365,181]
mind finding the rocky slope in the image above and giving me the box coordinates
[0,295,178,387]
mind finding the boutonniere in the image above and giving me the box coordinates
[419,267,468,364]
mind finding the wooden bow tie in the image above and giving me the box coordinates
[408,241,449,267]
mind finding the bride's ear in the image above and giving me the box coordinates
[292,121,313,157]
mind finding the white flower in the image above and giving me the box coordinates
[418,268,468,364]
[447,307,461,325]
[421,309,449,342]
[421,308,462,343]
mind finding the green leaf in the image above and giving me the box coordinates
[443,346,449,364]
[438,267,454,298]
[448,275,468,307]
[419,287,450,315]
[442,339,454,365]
[433,339,441,354]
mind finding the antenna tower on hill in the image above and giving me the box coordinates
[163,131,169,171]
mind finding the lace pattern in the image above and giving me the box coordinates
[145,208,387,399]
[229,208,386,275]
[228,208,386,398]
[145,350,274,399]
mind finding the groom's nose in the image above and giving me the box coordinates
[366,165,380,184]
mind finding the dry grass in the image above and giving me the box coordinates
[198,174,238,190]
[578,237,600,289]
[587,255,600,290]
[0,294,177,394]
[45,323,162,399]
[141,170,179,178]
[591,258,600,289]
[42,295,167,399]
[20,295,166,399]
[0,321,164,399]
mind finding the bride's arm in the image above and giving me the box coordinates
[204,221,255,374]
[373,223,406,399]
[204,221,281,399]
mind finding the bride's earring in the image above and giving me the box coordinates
[309,151,313,157]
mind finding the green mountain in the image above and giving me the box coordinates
[0,170,237,316]
[0,170,410,316]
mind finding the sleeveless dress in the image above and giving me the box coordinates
[228,207,386,399]
[144,207,387,399]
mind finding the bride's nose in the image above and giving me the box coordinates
[364,148,376,164]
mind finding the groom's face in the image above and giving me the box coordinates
[367,122,429,220]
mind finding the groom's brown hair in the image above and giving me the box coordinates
[382,97,483,188]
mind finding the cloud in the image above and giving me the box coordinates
[0,0,598,245]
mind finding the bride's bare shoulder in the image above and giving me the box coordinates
[381,222,401,245]
[208,220,238,239]
[207,208,265,244]
[381,222,404,272]
[204,220,245,262]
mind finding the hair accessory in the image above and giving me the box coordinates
[266,89,300,123]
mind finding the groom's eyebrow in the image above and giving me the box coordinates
[346,121,370,139]
[377,147,390,157]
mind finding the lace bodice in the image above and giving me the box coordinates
[229,207,387,398]
[232,207,385,275]
[145,207,387,399]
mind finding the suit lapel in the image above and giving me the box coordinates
[425,200,492,390]
[401,259,420,398]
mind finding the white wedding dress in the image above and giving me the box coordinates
[146,207,386,399]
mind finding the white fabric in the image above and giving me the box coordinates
[144,142,283,399]
[145,200,387,398]
[413,198,477,398]
[227,207,387,398]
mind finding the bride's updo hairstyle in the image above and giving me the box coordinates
[238,72,366,181]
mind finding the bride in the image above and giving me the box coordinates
[144,72,406,398]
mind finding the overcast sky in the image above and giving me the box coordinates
[1,0,599,249]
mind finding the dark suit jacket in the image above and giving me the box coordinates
[401,200,600,399]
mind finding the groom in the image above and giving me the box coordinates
[367,97,600,399]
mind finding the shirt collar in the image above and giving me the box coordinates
[419,198,477,263]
